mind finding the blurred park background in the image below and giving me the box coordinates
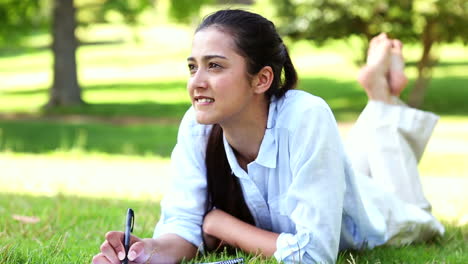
[1,0,467,263]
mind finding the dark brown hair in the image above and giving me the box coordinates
[200,9,298,226]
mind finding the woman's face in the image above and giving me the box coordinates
[187,27,259,125]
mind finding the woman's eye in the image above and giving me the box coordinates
[208,62,222,69]
[188,64,197,74]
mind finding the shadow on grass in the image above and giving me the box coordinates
[406,60,468,68]
[44,101,191,119]
[0,34,125,59]
[0,192,159,264]
[298,77,368,121]
[5,75,467,118]
[3,80,187,96]
[0,119,179,157]
[0,45,50,58]
[300,75,468,119]
[411,77,468,116]
[1,75,467,156]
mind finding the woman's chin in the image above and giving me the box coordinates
[195,115,217,125]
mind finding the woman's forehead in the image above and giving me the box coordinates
[191,27,237,58]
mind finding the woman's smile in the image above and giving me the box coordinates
[194,96,215,106]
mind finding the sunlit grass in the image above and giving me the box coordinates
[0,153,172,200]
[0,193,161,264]
[1,150,467,263]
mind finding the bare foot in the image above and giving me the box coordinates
[388,39,408,96]
[357,33,393,103]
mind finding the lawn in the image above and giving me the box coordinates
[1,20,468,263]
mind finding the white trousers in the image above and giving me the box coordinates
[345,99,444,245]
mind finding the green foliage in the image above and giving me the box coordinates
[271,0,468,107]
[412,0,468,44]
[272,0,468,45]
[101,0,154,25]
[0,0,49,45]
[272,0,415,44]
[0,0,154,47]
[169,0,215,23]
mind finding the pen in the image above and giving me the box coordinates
[122,208,134,264]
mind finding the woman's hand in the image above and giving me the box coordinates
[93,232,197,264]
[92,231,154,264]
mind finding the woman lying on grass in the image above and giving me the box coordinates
[93,9,444,264]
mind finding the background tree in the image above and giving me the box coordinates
[47,0,156,106]
[272,0,468,108]
[0,0,221,107]
[1,0,255,108]
[48,0,82,106]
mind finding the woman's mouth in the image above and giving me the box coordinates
[195,96,215,105]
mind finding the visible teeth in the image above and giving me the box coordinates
[198,98,214,103]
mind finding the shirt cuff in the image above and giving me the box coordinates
[153,221,204,252]
[274,232,310,263]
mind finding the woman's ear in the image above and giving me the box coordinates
[252,66,274,94]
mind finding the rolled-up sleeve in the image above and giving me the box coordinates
[274,102,347,263]
[153,108,211,249]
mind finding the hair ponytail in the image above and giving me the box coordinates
[275,43,298,98]
[205,124,255,225]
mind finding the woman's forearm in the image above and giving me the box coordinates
[203,209,279,257]
[147,234,198,263]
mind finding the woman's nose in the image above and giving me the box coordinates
[191,69,208,89]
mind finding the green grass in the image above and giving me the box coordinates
[1,21,468,263]
[1,192,467,264]
[0,193,160,264]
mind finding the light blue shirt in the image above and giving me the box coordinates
[153,90,437,263]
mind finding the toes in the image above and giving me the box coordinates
[377,32,388,41]
[391,39,403,55]
[369,33,388,49]
[390,39,405,71]
[392,39,403,49]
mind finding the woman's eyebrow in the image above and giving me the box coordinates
[187,55,228,62]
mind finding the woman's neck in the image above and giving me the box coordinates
[221,97,269,171]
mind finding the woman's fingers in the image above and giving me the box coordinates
[99,240,121,264]
[105,231,126,260]
[93,231,149,264]
[127,241,151,262]
[99,231,145,262]
[92,252,112,264]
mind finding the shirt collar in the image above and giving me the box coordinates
[223,135,246,178]
[255,98,278,168]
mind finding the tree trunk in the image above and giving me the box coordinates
[47,0,83,107]
[408,20,436,108]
